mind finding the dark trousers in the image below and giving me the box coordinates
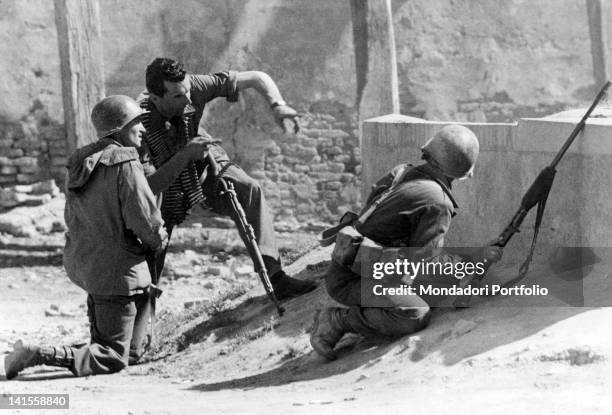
[325,261,431,338]
[203,163,281,276]
[71,293,151,376]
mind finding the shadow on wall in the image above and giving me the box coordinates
[105,0,354,104]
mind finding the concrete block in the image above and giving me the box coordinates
[360,112,612,261]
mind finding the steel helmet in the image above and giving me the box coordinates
[91,95,145,139]
[421,124,479,179]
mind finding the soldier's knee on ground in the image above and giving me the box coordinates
[372,305,431,338]
[396,305,432,333]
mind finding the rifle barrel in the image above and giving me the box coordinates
[551,81,611,167]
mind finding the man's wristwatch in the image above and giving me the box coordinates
[270,100,287,109]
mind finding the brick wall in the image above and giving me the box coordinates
[0,102,66,188]
[257,108,361,222]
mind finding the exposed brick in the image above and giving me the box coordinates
[318,130,349,139]
[0,175,16,184]
[325,181,343,190]
[325,146,343,156]
[328,162,345,173]
[333,154,351,164]
[7,148,24,158]
[317,137,333,147]
[294,164,310,173]
[18,164,41,174]
[309,163,328,172]
[309,172,342,181]
[299,136,317,147]
[296,145,318,162]
[0,166,17,175]
[12,157,38,167]
[51,157,68,167]
[0,157,11,166]
[16,173,37,183]
[320,190,338,200]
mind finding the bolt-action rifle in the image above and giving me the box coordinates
[206,153,285,316]
[454,80,611,308]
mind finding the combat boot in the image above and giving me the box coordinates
[310,307,350,360]
[270,271,317,300]
[4,340,74,380]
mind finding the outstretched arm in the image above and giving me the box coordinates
[235,71,300,133]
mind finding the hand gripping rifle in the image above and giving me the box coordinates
[454,81,611,308]
[206,153,285,316]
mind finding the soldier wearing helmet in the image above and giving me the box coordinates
[310,124,502,361]
[5,95,167,379]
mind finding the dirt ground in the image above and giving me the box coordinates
[1,206,611,415]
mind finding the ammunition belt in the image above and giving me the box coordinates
[140,99,204,226]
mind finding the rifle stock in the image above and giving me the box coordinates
[454,81,611,308]
[206,153,285,316]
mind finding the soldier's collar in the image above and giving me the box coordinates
[413,163,459,209]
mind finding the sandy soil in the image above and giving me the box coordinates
[1,220,611,415]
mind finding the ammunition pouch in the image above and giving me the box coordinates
[331,225,363,266]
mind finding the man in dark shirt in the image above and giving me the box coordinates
[310,125,503,360]
[138,58,315,300]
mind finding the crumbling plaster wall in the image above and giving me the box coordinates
[0,0,608,220]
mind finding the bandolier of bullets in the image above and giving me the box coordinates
[140,100,204,227]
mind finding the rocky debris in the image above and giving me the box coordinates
[0,180,60,209]
[538,347,604,366]
[234,265,254,278]
[184,299,211,309]
[44,303,77,318]
[274,219,301,233]
[0,193,65,237]
[206,265,230,276]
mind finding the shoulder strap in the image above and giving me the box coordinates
[355,164,411,227]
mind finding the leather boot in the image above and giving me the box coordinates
[309,307,350,360]
[270,271,317,300]
[4,340,74,380]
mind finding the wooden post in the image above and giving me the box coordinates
[586,0,608,87]
[350,0,400,143]
[54,0,105,153]
[351,0,399,121]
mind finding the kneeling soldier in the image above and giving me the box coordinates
[4,96,167,378]
[310,125,502,360]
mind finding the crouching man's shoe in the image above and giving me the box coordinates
[270,271,316,300]
[4,340,74,380]
[310,307,350,360]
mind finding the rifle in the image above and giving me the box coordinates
[206,153,285,316]
[454,80,611,308]
[145,225,173,348]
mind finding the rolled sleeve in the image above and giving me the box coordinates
[117,161,166,251]
[189,71,239,104]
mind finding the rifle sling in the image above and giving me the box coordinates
[513,180,553,286]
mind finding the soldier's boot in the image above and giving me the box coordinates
[270,271,317,300]
[4,340,74,380]
[310,307,351,360]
